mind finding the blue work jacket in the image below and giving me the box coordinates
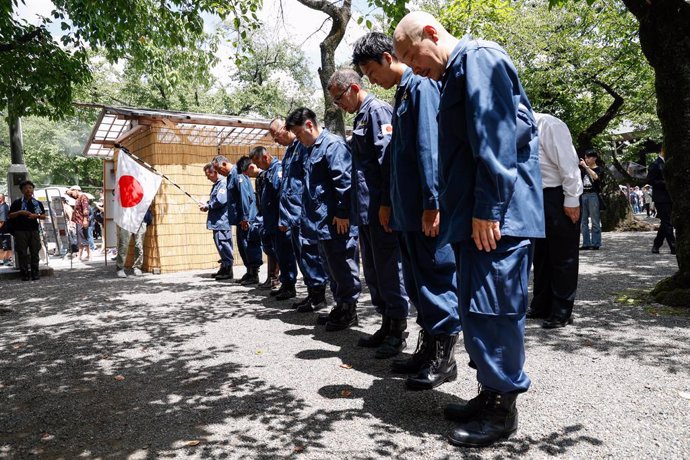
[207,177,231,230]
[383,67,441,232]
[279,140,308,229]
[437,36,544,246]
[236,171,258,224]
[261,157,283,233]
[349,93,393,225]
[302,129,357,241]
[225,167,240,226]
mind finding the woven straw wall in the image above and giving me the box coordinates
[118,124,283,274]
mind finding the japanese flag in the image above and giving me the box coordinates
[114,151,162,233]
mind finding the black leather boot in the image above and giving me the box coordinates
[374,318,407,359]
[391,330,431,374]
[215,266,234,281]
[447,391,518,447]
[445,385,490,423]
[240,266,259,285]
[357,316,391,348]
[316,302,343,325]
[298,286,327,312]
[406,334,458,391]
[325,302,358,331]
[259,257,279,288]
[275,283,296,300]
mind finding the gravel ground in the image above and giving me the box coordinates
[1,230,688,459]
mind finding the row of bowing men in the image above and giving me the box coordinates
[201,14,547,448]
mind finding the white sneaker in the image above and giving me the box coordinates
[117,269,127,278]
[133,268,143,276]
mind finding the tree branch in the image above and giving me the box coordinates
[0,27,44,53]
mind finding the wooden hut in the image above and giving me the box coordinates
[82,105,283,273]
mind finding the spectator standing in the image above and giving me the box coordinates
[647,146,676,254]
[0,193,12,265]
[115,209,151,278]
[579,150,603,250]
[66,185,90,261]
[528,113,583,328]
[8,180,46,281]
[642,185,654,217]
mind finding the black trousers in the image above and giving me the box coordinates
[14,230,41,273]
[530,187,580,320]
[653,202,676,250]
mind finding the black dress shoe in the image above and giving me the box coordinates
[651,247,660,254]
[591,246,600,250]
[541,317,574,329]
[21,270,30,281]
[579,246,591,250]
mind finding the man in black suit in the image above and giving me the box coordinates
[647,146,676,254]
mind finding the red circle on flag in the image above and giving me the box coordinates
[119,175,144,208]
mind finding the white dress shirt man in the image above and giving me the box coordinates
[528,113,583,328]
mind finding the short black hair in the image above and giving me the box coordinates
[285,107,318,130]
[236,155,252,174]
[352,32,395,66]
[19,180,35,190]
[248,146,267,160]
[583,149,599,158]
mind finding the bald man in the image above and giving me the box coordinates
[394,12,545,448]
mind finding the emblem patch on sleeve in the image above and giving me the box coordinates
[381,124,393,136]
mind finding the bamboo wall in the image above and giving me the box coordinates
[118,124,284,274]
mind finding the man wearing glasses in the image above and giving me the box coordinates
[327,69,410,360]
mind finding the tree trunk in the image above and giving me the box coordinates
[624,0,690,305]
[295,0,351,135]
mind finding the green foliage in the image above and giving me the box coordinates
[1,0,262,121]
[437,0,657,150]
[0,115,102,190]
[219,32,318,118]
[365,0,409,31]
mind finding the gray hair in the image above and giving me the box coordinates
[203,162,215,172]
[212,155,230,165]
[327,69,363,91]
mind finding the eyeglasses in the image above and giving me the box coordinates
[332,86,351,107]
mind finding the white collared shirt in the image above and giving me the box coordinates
[535,113,584,207]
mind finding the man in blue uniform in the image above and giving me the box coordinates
[249,146,298,300]
[269,118,329,311]
[285,107,362,332]
[353,32,461,385]
[234,155,263,285]
[254,169,280,289]
[327,68,410,359]
[200,163,234,280]
[212,155,242,281]
[395,12,545,447]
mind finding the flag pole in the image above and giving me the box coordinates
[114,144,205,206]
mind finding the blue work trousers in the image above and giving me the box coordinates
[236,226,263,268]
[318,235,361,304]
[399,231,460,335]
[261,228,275,260]
[581,192,601,248]
[359,224,410,320]
[291,227,329,288]
[453,237,533,394]
[272,229,297,285]
[213,229,234,268]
